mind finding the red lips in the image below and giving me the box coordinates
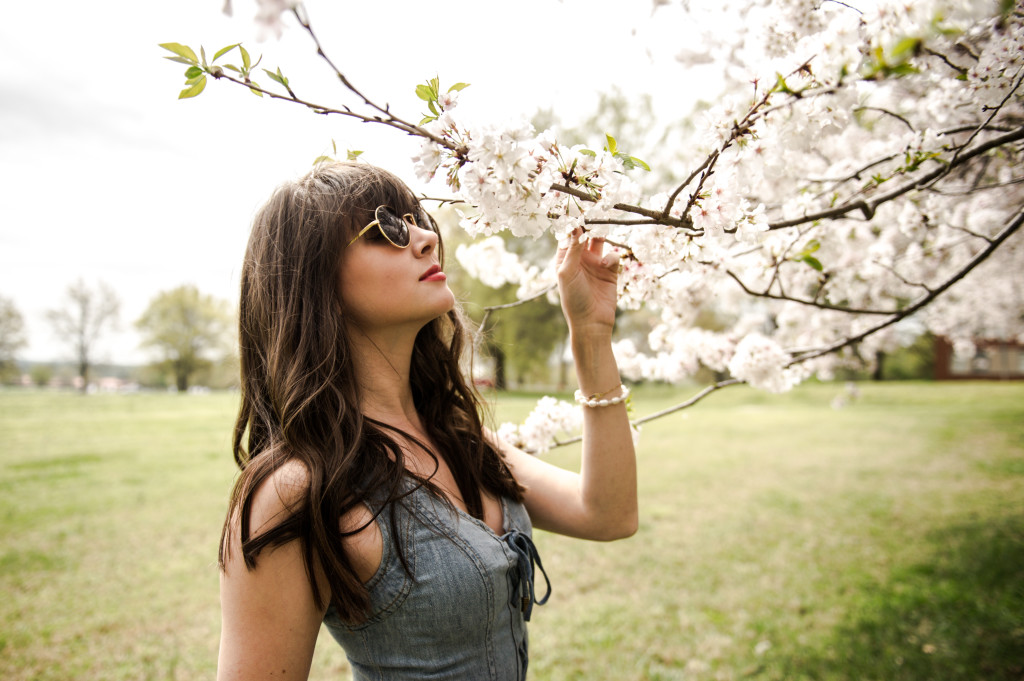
[419,264,444,281]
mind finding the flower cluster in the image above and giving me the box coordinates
[726,334,804,394]
[220,0,1024,449]
[496,397,582,455]
[412,89,643,241]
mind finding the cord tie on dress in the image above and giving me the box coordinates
[502,530,551,621]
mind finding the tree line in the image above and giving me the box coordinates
[0,281,233,392]
[0,251,571,392]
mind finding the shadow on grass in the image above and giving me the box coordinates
[781,515,1024,681]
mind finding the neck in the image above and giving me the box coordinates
[348,322,422,428]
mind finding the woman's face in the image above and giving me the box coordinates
[337,211,455,336]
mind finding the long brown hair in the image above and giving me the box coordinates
[220,162,524,623]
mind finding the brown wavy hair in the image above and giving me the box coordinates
[220,161,524,623]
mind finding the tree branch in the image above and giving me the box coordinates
[550,183,699,233]
[788,204,1024,364]
[722,269,898,315]
[768,125,1024,230]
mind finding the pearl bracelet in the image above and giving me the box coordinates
[574,384,631,408]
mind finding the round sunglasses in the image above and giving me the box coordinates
[348,205,435,248]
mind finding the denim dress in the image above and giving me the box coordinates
[323,483,550,681]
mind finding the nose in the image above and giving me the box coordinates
[411,223,438,257]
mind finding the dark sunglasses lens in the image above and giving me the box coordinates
[376,207,410,247]
[419,209,439,235]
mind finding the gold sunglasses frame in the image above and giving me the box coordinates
[348,205,421,248]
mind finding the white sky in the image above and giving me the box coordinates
[0,0,705,364]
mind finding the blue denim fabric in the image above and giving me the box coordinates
[323,484,551,681]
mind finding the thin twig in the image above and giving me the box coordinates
[854,106,915,132]
[292,7,427,136]
[482,284,558,312]
[212,71,457,150]
[942,68,1024,173]
[550,379,744,449]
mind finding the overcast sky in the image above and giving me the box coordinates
[0,0,703,364]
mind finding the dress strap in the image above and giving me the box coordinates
[502,530,552,622]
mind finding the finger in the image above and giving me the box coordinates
[601,252,621,271]
[586,236,605,255]
[558,228,585,272]
[555,228,578,263]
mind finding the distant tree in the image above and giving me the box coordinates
[0,295,28,383]
[439,210,566,390]
[135,285,232,392]
[46,280,119,392]
[29,364,53,387]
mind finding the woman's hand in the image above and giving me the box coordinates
[556,228,621,338]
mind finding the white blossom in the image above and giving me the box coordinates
[497,397,582,455]
[727,333,801,393]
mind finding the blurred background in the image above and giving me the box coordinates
[1,1,1022,680]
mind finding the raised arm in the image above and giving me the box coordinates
[499,228,638,541]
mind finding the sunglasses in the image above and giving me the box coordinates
[348,205,435,248]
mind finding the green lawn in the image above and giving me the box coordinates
[1,382,1022,680]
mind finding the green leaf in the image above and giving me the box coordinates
[887,63,920,77]
[223,64,242,73]
[419,115,438,125]
[240,45,252,70]
[890,37,921,62]
[248,81,263,97]
[200,45,207,67]
[427,100,439,116]
[800,255,824,271]
[346,149,364,161]
[605,133,618,155]
[312,155,333,165]
[159,42,198,63]
[185,73,205,85]
[178,75,207,99]
[213,43,239,62]
[185,65,203,79]
[447,82,470,92]
[263,67,288,87]
[804,239,821,253]
[774,72,792,94]
[579,149,597,157]
[163,56,196,65]
[429,76,439,93]
[415,83,435,101]
[619,154,651,171]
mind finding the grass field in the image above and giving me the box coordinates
[1,381,1022,680]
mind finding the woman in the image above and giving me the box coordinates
[217,162,637,680]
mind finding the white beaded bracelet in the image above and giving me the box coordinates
[574,384,631,408]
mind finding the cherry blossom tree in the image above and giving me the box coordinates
[164,0,1024,452]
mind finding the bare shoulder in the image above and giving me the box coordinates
[245,458,310,537]
[218,457,325,680]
